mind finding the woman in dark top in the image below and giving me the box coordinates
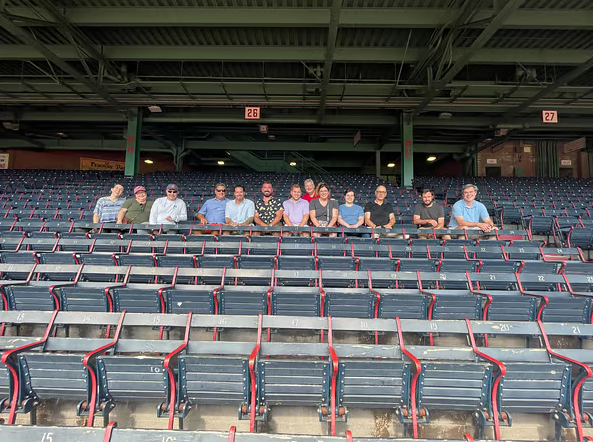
[309,183,339,237]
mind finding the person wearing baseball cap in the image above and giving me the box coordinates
[117,186,153,232]
[149,183,187,230]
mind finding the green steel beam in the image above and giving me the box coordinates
[0,126,44,148]
[0,45,590,65]
[0,13,126,110]
[499,53,593,122]
[317,0,343,123]
[5,91,593,110]
[30,1,123,83]
[6,7,593,30]
[0,139,466,153]
[462,51,593,156]
[409,0,525,121]
[12,111,593,128]
[406,0,479,86]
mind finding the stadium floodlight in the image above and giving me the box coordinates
[427,156,437,162]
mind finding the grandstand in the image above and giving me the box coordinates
[2,0,593,441]
[0,170,592,442]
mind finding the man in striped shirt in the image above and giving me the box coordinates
[93,183,126,223]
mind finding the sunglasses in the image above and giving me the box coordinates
[215,189,226,192]
[167,190,178,194]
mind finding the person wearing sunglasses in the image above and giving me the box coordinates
[196,183,229,234]
[117,186,153,233]
[149,184,187,231]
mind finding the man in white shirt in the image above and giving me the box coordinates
[149,184,187,232]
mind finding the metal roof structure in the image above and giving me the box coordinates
[0,0,592,170]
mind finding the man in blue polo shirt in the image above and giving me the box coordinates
[449,184,498,234]
[224,184,255,235]
[197,183,229,225]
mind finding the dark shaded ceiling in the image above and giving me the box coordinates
[0,0,592,171]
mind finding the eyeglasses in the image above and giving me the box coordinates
[215,189,226,192]
[167,190,178,194]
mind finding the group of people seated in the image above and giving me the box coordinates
[93,179,498,237]
[93,183,186,233]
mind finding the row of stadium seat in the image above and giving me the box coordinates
[2,265,593,324]
[1,312,593,440]
[1,242,585,275]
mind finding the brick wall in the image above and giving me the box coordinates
[557,142,590,178]
[477,141,535,177]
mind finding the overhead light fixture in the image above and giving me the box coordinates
[218,160,225,165]
[289,162,297,166]
[144,159,153,164]
[148,105,162,113]
[427,156,437,162]
[387,163,395,168]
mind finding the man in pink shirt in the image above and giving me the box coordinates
[301,178,318,203]
[283,184,310,237]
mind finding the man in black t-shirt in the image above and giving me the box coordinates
[364,185,397,237]
[413,189,446,238]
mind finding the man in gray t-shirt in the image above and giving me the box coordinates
[413,189,445,230]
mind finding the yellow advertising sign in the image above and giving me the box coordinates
[80,157,125,171]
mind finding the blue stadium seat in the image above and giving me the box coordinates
[323,287,375,318]
[178,355,250,412]
[219,285,268,316]
[164,285,216,315]
[418,362,492,420]
[96,355,169,415]
[16,353,90,416]
[257,359,330,418]
[270,286,320,317]
[339,360,410,414]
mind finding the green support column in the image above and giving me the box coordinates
[375,151,381,177]
[173,148,188,173]
[400,112,414,188]
[125,109,142,177]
